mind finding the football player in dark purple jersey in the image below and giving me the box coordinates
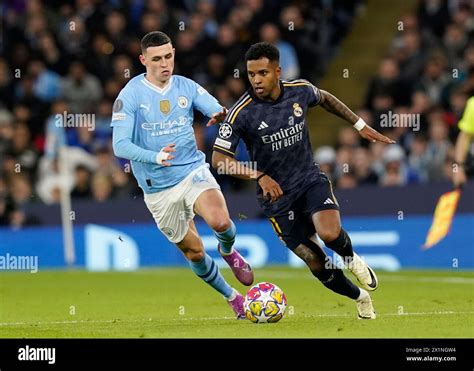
[211,42,395,319]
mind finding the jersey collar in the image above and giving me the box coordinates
[141,75,174,95]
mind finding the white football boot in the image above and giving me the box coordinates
[356,289,376,320]
[346,253,378,291]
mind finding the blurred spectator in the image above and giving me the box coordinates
[279,5,321,79]
[336,170,358,189]
[425,119,453,181]
[104,10,128,54]
[334,146,353,181]
[91,173,113,202]
[9,174,34,205]
[71,164,92,199]
[0,110,15,155]
[337,127,360,149]
[260,23,300,80]
[10,123,40,182]
[86,34,115,81]
[94,99,114,144]
[215,23,245,76]
[391,31,425,81]
[61,62,103,113]
[417,0,450,38]
[0,192,18,227]
[352,148,379,185]
[365,57,410,109]
[443,23,469,67]
[27,59,61,102]
[415,55,451,105]
[379,145,419,187]
[37,32,69,75]
[314,146,336,182]
[407,133,430,182]
[57,15,89,57]
[0,58,15,109]
[112,54,135,86]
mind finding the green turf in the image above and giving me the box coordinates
[0,267,473,338]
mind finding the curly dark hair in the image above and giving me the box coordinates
[245,42,279,63]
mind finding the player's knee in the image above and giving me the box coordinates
[185,249,205,262]
[209,217,231,232]
[318,227,341,244]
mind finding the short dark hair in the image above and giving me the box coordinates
[245,42,279,63]
[140,31,172,52]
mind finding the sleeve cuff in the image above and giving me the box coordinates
[212,145,235,156]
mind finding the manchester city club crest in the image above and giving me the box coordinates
[178,96,188,108]
[160,100,171,114]
[162,227,175,238]
[293,103,303,117]
[219,123,233,139]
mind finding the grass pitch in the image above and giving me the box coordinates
[1,267,473,338]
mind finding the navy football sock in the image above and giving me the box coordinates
[303,239,359,300]
[314,266,360,300]
[325,228,354,259]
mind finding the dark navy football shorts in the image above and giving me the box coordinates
[267,174,339,250]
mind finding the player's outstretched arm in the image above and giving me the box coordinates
[206,107,228,127]
[212,151,283,202]
[319,90,395,144]
[112,126,175,166]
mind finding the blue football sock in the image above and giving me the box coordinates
[190,254,233,299]
[215,220,236,254]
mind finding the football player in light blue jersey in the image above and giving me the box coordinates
[111,31,253,319]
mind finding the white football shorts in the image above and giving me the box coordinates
[144,163,221,243]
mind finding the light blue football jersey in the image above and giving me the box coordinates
[111,74,222,193]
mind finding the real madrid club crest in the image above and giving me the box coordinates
[160,100,170,114]
[178,96,188,108]
[293,103,303,117]
[219,123,233,139]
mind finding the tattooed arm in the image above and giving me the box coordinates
[318,90,395,144]
[319,90,359,124]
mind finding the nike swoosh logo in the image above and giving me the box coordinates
[367,267,378,289]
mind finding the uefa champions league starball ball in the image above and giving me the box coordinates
[243,282,287,323]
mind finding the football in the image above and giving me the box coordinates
[243,282,287,323]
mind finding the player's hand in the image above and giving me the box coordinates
[359,125,396,144]
[453,166,467,189]
[258,175,283,202]
[206,107,228,127]
[159,143,176,167]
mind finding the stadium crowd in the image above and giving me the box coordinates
[316,0,473,189]
[0,0,472,228]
